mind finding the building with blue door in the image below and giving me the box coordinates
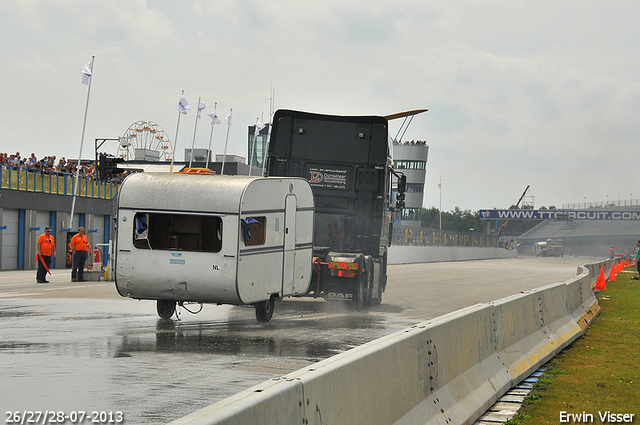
[0,167,116,270]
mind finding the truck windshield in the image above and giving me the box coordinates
[133,212,222,252]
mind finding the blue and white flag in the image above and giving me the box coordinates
[208,110,222,126]
[254,120,266,137]
[197,100,206,119]
[178,95,190,115]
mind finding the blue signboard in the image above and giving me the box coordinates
[479,209,640,221]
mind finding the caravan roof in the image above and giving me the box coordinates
[119,173,264,214]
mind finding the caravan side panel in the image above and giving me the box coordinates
[115,208,241,305]
[236,178,314,303]
[236,210,285,304]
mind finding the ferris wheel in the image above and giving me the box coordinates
[117,121,172,161]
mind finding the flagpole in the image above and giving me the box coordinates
[439,176,442,230]
[205,125,214,170]
[261,124,271,176]
[70,55,95,230]
[261,88,275,177]
[188,97,202,168]
[248,118,259,176]
[171,90,185,173]
[205,102,217,170]
[221,108,232,175]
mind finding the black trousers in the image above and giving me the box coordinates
[36,255,51,282]
[72,251,88,280]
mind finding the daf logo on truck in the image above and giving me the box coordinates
[328,292,353,300]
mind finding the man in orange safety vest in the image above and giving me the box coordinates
[70,226,89,282]
[36,226,55,283]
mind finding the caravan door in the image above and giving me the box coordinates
[282,194,296,295]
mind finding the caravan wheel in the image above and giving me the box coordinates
[157,300,176,319]
[255,297,275,323]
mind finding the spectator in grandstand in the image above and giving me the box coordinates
[0,149,116,181]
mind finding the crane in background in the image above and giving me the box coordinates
[497,185,531,239]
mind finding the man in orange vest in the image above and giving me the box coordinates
[36,226,55,283]
[70,226,89,282]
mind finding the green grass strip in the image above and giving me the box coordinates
[513,267,640,424]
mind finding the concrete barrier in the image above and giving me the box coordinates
[168,260,603,425]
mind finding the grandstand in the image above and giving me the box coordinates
[517,206,640,257]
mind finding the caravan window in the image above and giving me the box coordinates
[134,212,222,252]
[242,216,266,246]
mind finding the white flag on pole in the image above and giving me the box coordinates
[197,100,206,119]
[207,109,222,127]
[255,120,266,137]
[81,61,93,85]
[179,95,190,114]
[225,110,232,126]
[208,110,222,126]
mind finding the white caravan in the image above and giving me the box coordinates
[115,172,314,322]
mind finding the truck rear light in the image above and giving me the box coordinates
[329,269,357,278]
[327,261,361,278]
[327,261,359,270]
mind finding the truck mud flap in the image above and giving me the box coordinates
[325,284,358,302]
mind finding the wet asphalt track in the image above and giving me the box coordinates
[0,256,600,424]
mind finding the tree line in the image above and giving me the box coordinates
[418,205,558,236]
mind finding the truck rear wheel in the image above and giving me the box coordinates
[255,296,275,323]
[157,300,176,319]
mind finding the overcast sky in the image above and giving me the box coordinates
[2,0,639,212]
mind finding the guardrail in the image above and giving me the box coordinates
[393,225,499,248]
[0,167,119,199]
[167,259,605,425]
[518,219,549,238]
[388,245,517,264]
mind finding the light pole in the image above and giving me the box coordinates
[438,176,442,230]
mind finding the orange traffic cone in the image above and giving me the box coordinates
[595,266,606,291]
[609,263,617,282]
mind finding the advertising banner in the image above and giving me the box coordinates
[479,209,640,221]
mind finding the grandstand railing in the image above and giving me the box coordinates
[392,224,500,248]
[562,199,640,209]
[1,167,120,200]
[518,219,549,239]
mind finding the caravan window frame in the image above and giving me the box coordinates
[133,211,223,253]
[242,216,267,247]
